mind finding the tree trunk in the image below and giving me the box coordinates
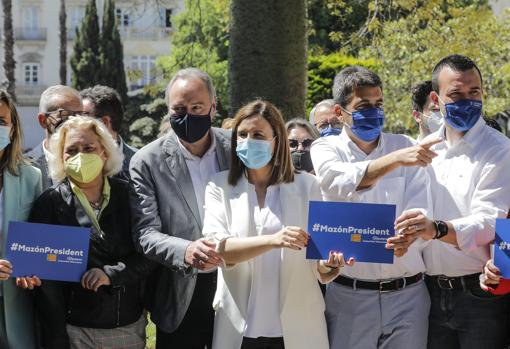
[228,0,307,119]
[59,0,67,85]
[2,0,16,101]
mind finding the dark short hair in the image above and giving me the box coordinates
[332,66,383,108]
[80,85,123,132]
[228,100,294,186]
[411,80,432,113]
[432,54,483,93]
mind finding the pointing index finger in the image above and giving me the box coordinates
[419,137,443,149]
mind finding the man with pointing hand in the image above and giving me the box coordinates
[311,66,435,349]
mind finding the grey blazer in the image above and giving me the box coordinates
[25,142,53,191]
[129,127,231,333]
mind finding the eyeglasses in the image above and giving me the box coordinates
[316,121,343,131]
[44,108,88,118]
[44,108,89,129]
[289,139,314,149]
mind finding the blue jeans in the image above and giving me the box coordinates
[426,276,510,349]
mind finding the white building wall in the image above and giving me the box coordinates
[490,0,510,14]
[0,0,182,150]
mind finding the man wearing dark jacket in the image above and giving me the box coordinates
[25,85,83,190]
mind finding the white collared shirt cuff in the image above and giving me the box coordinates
[450,218,484,252]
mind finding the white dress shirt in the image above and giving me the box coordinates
[178,132,219,222]
[244,184,283,338]
[423,118,510,277]
[311,129,432,280]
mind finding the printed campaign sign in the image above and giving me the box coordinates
[306,201,395,264]
[494,218,510,278]
[5,221,90,282]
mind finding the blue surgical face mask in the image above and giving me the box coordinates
[0,126,11,151]
[441,99,482,132]
[345,107,384,142]
[236,138,274,169]
[320,125,342,137]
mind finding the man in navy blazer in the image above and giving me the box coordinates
[130,68,231,348]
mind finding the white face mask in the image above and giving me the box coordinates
[421,111,443,134]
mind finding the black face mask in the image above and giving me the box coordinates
[169,109,212,143]
[291,150,314,173]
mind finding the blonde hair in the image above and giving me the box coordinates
[48,116,123,182]
[0,90,29,176]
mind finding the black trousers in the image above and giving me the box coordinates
[426,277,509,349]
[241,337,285,349]
[156,272,216,349]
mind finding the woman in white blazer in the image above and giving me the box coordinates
[203,100,353,349]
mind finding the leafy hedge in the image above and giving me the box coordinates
[307,53,377,115]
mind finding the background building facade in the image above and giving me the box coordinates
[0,0,182,150]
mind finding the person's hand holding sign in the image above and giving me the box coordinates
[81,268,111,292]
[480,259,501,291]
[271,226,310,250]
[16,276,42,289]
[0,259,41,289]
[387,210,435,257]
[318,251,355,274]
[0,259,12,281]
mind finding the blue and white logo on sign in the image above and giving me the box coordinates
[5,221,90,282]
[306,201,395,264]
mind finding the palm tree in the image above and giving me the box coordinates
[59,0,67,84]
[2,0,16,101]
[228,0,307,119]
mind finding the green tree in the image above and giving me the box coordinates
[129,117,158,148]
[307,53,376,113]
[124,89,167,145]
[158,0,230,119]
[308,0,370,54]
[359,2,510,133]
[229,0,308,119]
[71,0,101,90]
[321,0,488,55]
[2,0,16,101]
[100,0,127,102]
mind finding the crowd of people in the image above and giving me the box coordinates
[0,53,509,349]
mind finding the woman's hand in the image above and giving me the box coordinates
[81,268,111,292]
[16,276,42,289]
[319,251,354,273]
[270,226,309,250]
[480,259,501,291]
[0,259,12,281]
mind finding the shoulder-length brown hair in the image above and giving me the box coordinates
[228,100,295,186]
[0,90,28,176]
